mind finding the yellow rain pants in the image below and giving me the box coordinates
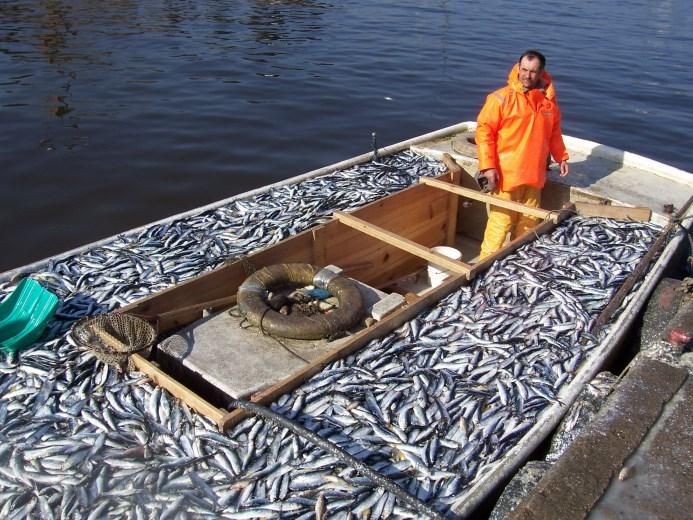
[479,185,542,259]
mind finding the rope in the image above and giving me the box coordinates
[234,305,311,363]
[267,335,310,364]
[253,306,309,363]
[229,398,447,520]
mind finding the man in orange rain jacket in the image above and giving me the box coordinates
[476,50,569,259]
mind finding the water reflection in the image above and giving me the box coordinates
[35,0,74,64]
[2,0,335,130]
[1,0,690,273]
[49,93,72,117]
[245,1,330,46]
[2,0,334,66]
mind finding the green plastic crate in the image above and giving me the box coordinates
[0,278,59,353]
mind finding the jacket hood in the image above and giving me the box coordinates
[507,63,556,98]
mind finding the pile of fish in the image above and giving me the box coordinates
[0,150,662,518]
[3,151,444,330]
[258,216,660,516]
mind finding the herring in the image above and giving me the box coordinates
[0,150,660,518]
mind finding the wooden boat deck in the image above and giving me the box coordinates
[411,126,693,226]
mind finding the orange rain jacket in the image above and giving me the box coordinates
[476,63,569,192]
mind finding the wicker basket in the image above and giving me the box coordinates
[71,313,156,371]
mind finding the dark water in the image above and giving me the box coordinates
[1,0,691,272]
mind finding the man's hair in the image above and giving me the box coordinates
[519,49,546,69]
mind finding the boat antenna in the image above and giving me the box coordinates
[372,131,379,161]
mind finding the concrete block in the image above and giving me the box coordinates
[507,356,689,520]
[159,311,308,400]
[157,272,394,401]
[371,293,405,321]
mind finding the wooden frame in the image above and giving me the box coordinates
[333,211,473,276]
[116,163,641,430]
[441,153,464,246]
[131,354,227,424]
[218,204,575,429]
[118,174,464,427]
[420,176,558,222]
[574,201,652,221]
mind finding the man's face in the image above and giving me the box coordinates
[518,57,543,90]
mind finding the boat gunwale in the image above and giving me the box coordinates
[0,121,475,284]
[2,119,691,517]
[450,207,693,516]
[4,120,689,283]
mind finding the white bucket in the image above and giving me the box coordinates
[427,246,462,287]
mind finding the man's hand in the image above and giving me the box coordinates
[476,168,498,193]
[559,160,569,177]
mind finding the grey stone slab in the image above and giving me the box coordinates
[590,373,693,520]
[507,356,689,520]
[159,311,309,400]
[159,276,390,399]
[371,293,405,321]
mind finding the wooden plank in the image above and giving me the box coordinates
[312,213,437,290]
[325,215,448,266]
[328,206,449,254]
[446,188,459,246]
[219,270,473,430]
[593,195,692,330]
[316,220,426,287]
[420,177,555,222]
[311,226,327,267]
[137,295,237,323]
[153,295,238,332]
[131,353,226,424]
[467,205,575,279]
[442,153,463,246]
[574,201,652,221]
[119,231,315,318]
[441,152,466,178]
[333,211,472,275]
[353,185,450,237]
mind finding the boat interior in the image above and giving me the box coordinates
[118,138,656,430]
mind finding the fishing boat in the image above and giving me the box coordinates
[1,121,691,518]
[94,122,692,516]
